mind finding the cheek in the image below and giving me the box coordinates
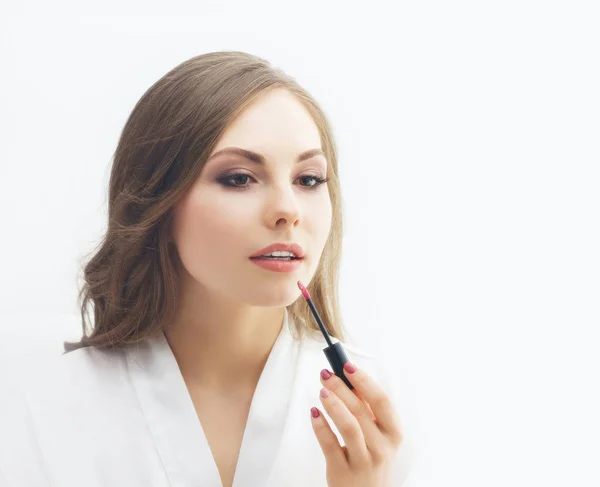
[309,192,333,241]
[173,192,254,262]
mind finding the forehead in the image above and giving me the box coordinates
[210,89,322,159]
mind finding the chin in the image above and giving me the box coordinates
[240,280,304,308]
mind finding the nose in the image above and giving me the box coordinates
[264,184,301,229]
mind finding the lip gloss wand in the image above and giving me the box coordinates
[297,280,354,390]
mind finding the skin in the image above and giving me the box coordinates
[165,87,403,486]
[314,363,404,487]
[166,87,332,393]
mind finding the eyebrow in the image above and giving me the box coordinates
[206,147,326,165]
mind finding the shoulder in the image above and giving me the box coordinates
[0,344,137,485]
[0,346,129,439]
[21,344,127,397]
[0,344,129,429]
[0,382,50,485]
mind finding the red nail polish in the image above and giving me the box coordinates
[311,407,320,418]
[344,362,357,374]
[320,369,332,380]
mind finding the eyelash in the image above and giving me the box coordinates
[217,173,329,190]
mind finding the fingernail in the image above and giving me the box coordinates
[320,369,332,380]
[320,387,331,398]
[344,362,357,374]
[311,407,320,418]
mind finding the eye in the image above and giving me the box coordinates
[216,172,329,190]
[298,175,329,188]
[217,173,256,188]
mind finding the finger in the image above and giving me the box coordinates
[342,363,403,445]
[310,406,347,468]
[320,369,385,456]
[319,387,370,467]
[353,389,376,421]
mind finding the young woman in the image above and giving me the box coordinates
[0,51,414,486]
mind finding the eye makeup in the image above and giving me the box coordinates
[216,172,329,190]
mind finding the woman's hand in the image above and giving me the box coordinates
[310,362,403,487]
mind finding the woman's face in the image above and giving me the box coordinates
[170,89,333,307]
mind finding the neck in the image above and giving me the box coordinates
[164,282,286,394]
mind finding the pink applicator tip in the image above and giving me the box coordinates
[297,280,311,300]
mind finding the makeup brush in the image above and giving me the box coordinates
[297,280,354,390]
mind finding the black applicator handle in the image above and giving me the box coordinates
[323,341,354,390]
[297,281,355,390]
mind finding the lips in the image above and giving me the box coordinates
[250,242,305,259]
[250,256,303,272]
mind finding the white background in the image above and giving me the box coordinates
[1,2,599,486]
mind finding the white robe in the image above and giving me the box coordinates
[0,308,415,486]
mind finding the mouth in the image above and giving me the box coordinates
[249,255,305,273]
[250,242,305,260]
[249,256,303,261]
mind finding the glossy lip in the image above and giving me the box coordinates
[250,257,303,273]
[250,242,305,259]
